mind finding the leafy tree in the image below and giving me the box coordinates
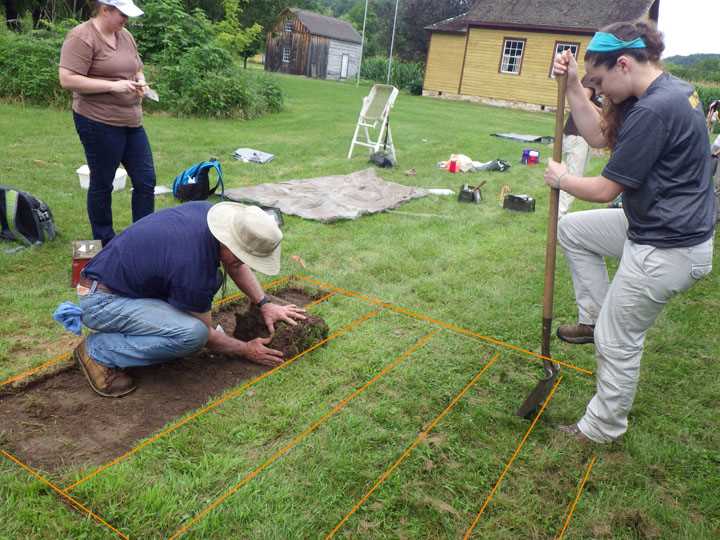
[344,0,379,56]
[395,0,471,61]
[215,0,263,67]
[128,0,212,61]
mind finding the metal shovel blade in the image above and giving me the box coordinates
[516,361,559,419]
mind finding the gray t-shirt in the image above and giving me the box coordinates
[603,73,716,248]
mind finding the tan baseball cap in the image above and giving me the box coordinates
[207,203,282,275]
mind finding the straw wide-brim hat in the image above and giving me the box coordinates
[207,203,282,275]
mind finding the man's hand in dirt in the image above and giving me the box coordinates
[260,303,307,334]
[242,337,284,367]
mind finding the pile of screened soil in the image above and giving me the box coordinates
[0,288,328,473]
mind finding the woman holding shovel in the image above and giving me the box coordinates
[545,20,715,443]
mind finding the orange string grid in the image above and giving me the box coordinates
[64,305,380,492]
[295,275,593,376]
[463,375,564,539]
[0,277,292,391]
[167,329,441,540]
[0,449,128,540]
[325,351,501,539]
[555,455,598,540]
[0,352,72,390]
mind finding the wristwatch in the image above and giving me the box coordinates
[255,295,270,309]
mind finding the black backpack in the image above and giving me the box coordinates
[0,185,57,245]
[172,159,224,202]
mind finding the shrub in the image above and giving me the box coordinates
[360,56,424,95]
[0,31,68,107]
[696,84,720,113]
[128,0,213,62]
[0,16,283,119]
[153,45,283,118]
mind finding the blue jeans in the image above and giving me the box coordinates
[73,112,156,244]
[79,287,209,369]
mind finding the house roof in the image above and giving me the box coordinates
[289,8,362,44]
[425,11,473,34]
[426,0,659,35]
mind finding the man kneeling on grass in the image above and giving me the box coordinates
[71,201,306,398]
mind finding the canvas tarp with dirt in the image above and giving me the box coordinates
[224,168,427,222]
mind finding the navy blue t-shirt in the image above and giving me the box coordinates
[603,73,716,248]
[84,202,222,313]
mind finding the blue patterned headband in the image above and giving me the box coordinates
[587,32,646,53]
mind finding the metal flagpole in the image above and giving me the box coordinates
[386,0,400,84]
[356,0,369,86]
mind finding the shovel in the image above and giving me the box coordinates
[516,74,567,420]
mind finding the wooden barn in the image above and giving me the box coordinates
[423,0,660,109]
[265,8,362,81]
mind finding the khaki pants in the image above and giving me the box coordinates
[559,135,591,218]
[558,209,714,442]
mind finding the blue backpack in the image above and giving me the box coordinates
[172,159,224,202]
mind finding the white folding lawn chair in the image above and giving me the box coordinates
[347,84,399,160]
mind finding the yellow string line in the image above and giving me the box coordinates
[0,352,72,390]
[0,449,128,540]
[167,329,441,540]
[0,277,292,391]
[64,306,380,493]
[325,351,501,539]
[462,376,564,539]
[305,291,336,309]
[296,275,593,376]
[555,455,598,540]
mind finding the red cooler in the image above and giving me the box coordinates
[72,240,102,287]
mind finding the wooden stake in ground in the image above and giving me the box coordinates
[516,74,567,420]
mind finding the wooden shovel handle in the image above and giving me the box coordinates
[541,75,567,358]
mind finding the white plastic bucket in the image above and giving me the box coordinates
[76,165,127,191]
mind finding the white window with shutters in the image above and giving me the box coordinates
[284,20,293,32]
[499,38,525,75]
[282,47,290,63]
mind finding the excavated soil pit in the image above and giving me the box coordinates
[0,287,329,473]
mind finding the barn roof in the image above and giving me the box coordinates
[426,0,659,35]
[289,8,362,44]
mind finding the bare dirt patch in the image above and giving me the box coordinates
[0,288,328,473]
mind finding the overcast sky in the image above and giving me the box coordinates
[658,0,719,57]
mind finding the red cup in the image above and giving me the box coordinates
[448,160,458,173]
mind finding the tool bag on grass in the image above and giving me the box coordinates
[0,185,57,245]
[172,159,224,202]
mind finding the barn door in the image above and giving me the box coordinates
[340,54,349,79]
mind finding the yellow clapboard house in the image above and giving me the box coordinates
[423,0,661,109]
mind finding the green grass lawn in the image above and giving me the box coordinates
[1,73,718,539]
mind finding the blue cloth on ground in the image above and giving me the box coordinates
[53,301,83,335]
[587,32,646,52]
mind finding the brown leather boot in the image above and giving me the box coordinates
[557,323,595,344]
[73,339,136,398]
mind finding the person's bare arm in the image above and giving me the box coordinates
[58,67,143,95]
[189,310,283,367]
[226,263,306,333]
[554,51,607,148]
[545,159,624,203]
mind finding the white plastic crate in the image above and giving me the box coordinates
[76,165,127,191]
